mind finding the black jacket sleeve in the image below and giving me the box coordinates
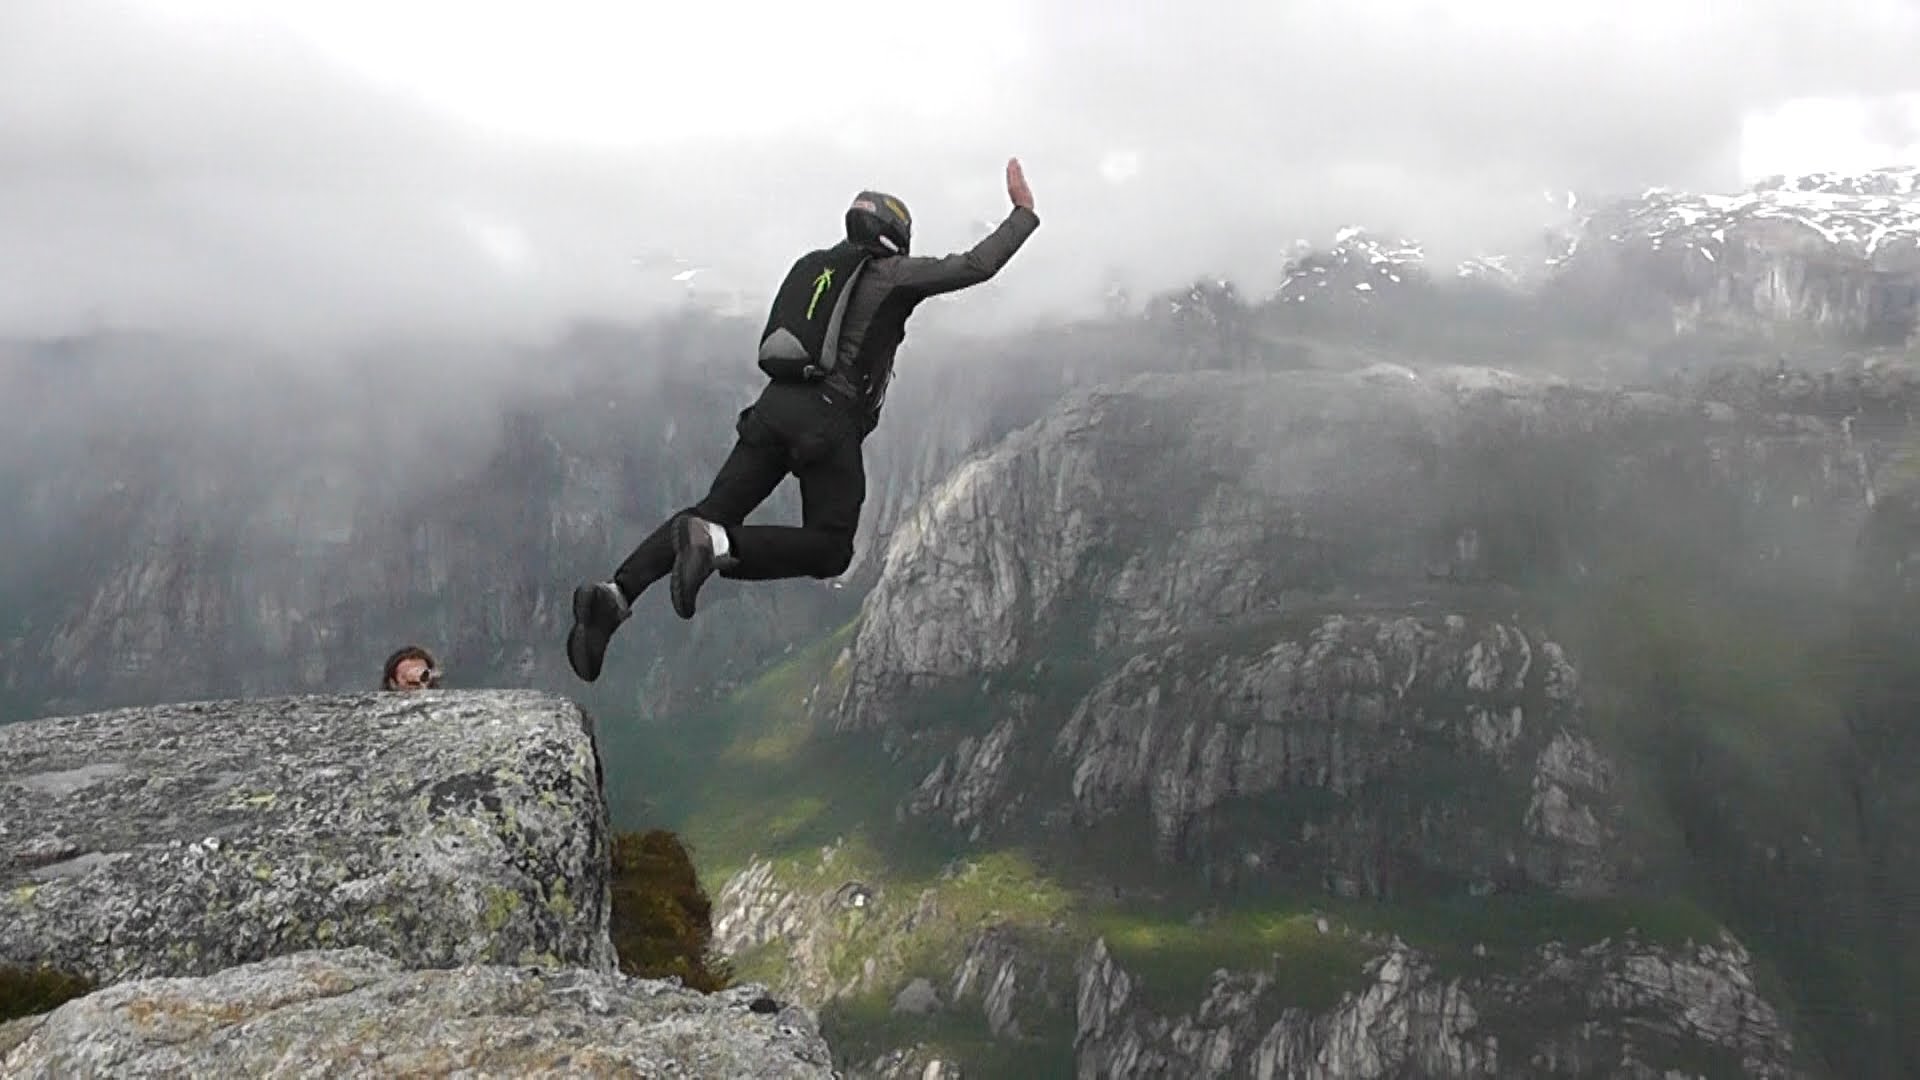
[887,206,1040,299]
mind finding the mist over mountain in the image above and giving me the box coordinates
[7,158,1920,1077]
[14,2,1920,1074]
[9,0,1920,346]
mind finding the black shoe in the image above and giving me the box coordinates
[671,515,720,620]
[566,581,630,682]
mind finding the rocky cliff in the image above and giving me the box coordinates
[1124,167,1920,359]
[1,690,614,981]
[697,359,1920,1076]
[0,318,1160,732]
[1075,932,1793,1080]
[13,168,1920,1077]
[6,167,1913,733]
[0,689,836,1077]
[840,362,1880,734]
[2,949,834,1078]
[0,326,837,726]
[1547,166,1920,345]
[1048,614,1618,899]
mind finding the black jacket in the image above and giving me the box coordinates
[825,205,1040,434]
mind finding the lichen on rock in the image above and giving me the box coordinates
[0,947,834,1078]
[0,690,615,985]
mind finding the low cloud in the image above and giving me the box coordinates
[3,0,1918,347]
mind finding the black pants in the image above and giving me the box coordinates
[613,382,865,600]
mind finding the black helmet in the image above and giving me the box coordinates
[846,190,912,255]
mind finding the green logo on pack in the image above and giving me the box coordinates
[808,268,834,319]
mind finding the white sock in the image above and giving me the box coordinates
[706,521,731,558]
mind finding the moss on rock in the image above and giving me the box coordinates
[0,964,93,1023]
[609,829,733,993]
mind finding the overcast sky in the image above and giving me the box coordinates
[4,0,1919,348]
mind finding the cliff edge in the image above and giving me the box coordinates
[0,689,834,1078]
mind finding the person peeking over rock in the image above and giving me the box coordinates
[380,645,442,692]
[566,158,1040,683]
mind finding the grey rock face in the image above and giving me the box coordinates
[0,947,836,1079]
[793,362,1871,1073]
[711,846,917,1004]
[1551,167,1920,343]
[836,366,1891,893]
[950,923,1069,1040]
[907,706,1027,840]
[712,856,818,974]
[842,365,1887,736]
[1050,613,1620,897]
[1074,932,1799,1079]
[713,844,1074,1049]
[833,368,1487,730]
[0,690,614,984]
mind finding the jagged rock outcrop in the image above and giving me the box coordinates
[841,363,1889,729]
[1074,933,1799,1079]
[885,608,1622,901]
[906,704,1029,841]
[775,361,1906,1073]
[839,364,1883,896]
[712,856,825,984]
[0,690,615,983]
[1049,613,1619,897]
[838,369,1449,722]
[1272,228,1429,307]
[890,607,1622,902]
[713,843,1075,1062]
[948,923,1070,1040]
[715,847,999,1007]
[0,947,835,1079]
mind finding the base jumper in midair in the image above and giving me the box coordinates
[567,159,1039,682]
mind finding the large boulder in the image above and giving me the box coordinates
[0,947,835,1079]
[0,690,615,984]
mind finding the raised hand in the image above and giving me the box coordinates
[1007,157,1034,211]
